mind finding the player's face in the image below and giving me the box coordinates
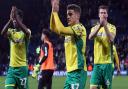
[13,20,18,28]
[67,10,79,26]
[13,15,23,29]
[99,9,108,20]
[41,33,45,41]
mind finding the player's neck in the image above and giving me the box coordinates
[15,27,21,31]
[70,20,80,26]
[75,20,80,24]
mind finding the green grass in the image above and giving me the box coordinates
[0,76,128,89]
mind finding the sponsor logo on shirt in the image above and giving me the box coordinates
[65,36,71,43]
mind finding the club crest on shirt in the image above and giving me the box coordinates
[14,38,24,43]
[11,31,25,44]
[65,36,71,43]
[11,36,24,44]
[97,32,107,37]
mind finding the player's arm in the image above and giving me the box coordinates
[114,52,120,72]
[50,0,59,34]
[50,12,74,35]
[89,24,101,40]
[50,13,60,34]
[1,20,11,37]
[50,0,74,35]
[101,18,116,42]
[38,43,49,65]
[104,24,116,42]
[15,15,31,39]
[14,6,31,39]
[113,46,120,72]
[1,6,14,37]
[89,25,107,48]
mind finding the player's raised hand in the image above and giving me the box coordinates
[100,17,107,26]
[10,6,17,21]
[117,66,120,75]
[10,6,14,21]
[51,0,59,12]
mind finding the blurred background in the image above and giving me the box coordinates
[0,0,128,76]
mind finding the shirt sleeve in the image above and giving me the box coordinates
[24,28,31,39]
[110,25,116,36]
[91,27,94,33]
[38,43,49,65]
[50,12,74,35]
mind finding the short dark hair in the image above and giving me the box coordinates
[98,5,109,12]
[17,9,23,19]
[67,4,81,15]
[42,29,51,39]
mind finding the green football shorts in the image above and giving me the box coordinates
[5,66,29,89]
[64,69,87,89]
[90,63,114,89]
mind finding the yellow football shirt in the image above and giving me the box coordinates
[91,23,116,64]
[8,28,29,67]
[50,12,87,72]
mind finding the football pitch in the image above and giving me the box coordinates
[0,76,128,89]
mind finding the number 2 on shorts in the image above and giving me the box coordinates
[71,83,79,89]
[20,78,27,88]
